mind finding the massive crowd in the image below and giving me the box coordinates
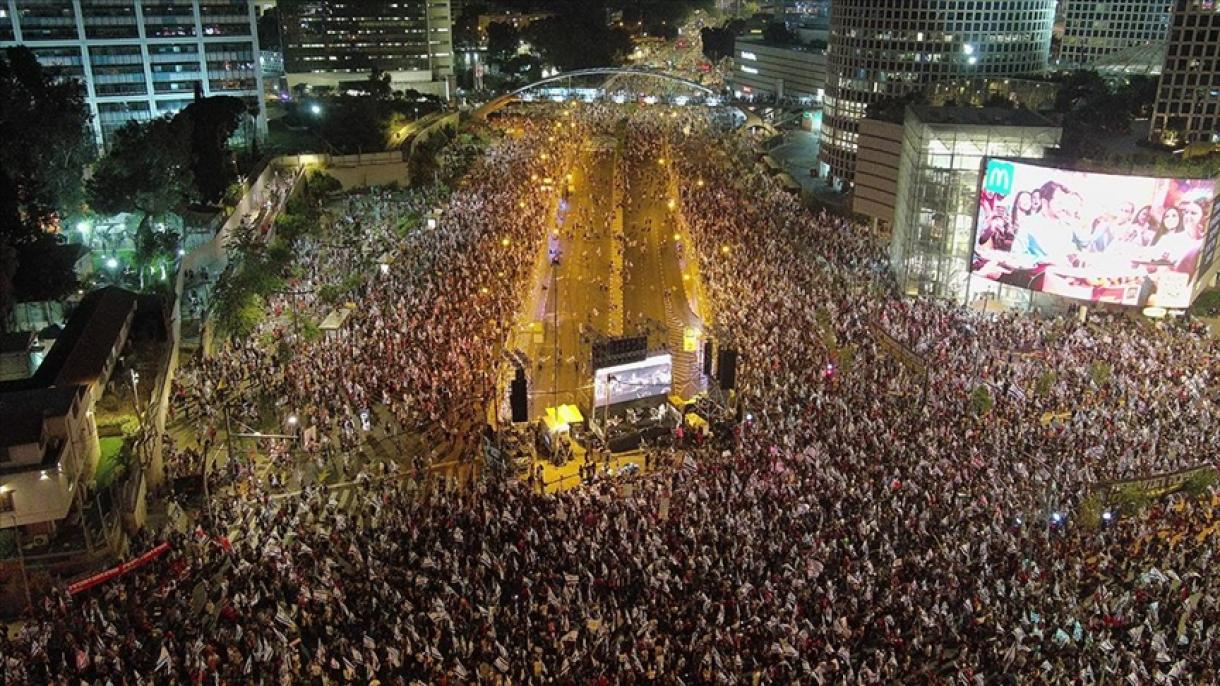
[2,102,1219,684]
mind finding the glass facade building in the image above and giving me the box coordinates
[1150,0,1220,145]
[278,0,453,97]
[0,0,265,146]
[889,106,1061,306]
[1058,0,1170,67]
[821,0,1056,190]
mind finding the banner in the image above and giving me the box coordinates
[869,323,927,375]
[68,542,172,596]
[1093,465,1218,502]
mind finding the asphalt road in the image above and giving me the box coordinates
[533,144,617,415]
[622,153,677,351]
[531,136,691,419]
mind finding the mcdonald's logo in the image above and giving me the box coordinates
[983,159,1015,196]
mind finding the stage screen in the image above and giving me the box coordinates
[594,354,672,405]
[972,159,1214,308]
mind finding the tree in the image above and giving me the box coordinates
[1053,70,1109,114]
[0,47,95,324]
[88,117,193,287]
[12,236,81,302]
[361,66,392,99]
[524,11,634,71]
[176,96,247,204]
[1115,75,1158,118]
[89,118,193,221]
[486,21,520,62]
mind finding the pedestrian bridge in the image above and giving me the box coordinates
[473,67,721,120]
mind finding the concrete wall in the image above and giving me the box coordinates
[852,118,904,226]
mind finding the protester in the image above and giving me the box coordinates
[3,103,1218,685]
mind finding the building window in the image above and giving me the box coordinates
[0,491,13,513]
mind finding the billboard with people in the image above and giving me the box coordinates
[971,159,1214,308]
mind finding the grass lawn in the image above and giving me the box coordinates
[95,437,127,488]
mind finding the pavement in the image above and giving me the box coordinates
[531,144,619,415]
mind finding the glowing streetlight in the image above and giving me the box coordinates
[106,257,119,270]
[310,103,322,115]
[501,237,510,247]
[287,414,299,427]
[720,245,731,255]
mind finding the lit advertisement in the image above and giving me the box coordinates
[972,159,1214,308]
[594,354,672,406]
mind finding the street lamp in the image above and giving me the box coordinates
[106,257,119,270]
[310,103,322,115]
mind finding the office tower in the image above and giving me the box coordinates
[0,0,265,146]
[278,0,453,98]
[820,0,1056,190]
[1059,0,1170,66]
[1150,0,1220,145]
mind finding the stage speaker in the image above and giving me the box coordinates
[717,349,738,391]
[510,367,528,423]
[702,339,714,376]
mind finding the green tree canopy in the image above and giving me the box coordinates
[177,96,247,204]
[0,46,95,323]
[486,21,520,62]
[87,117,193,218]
[524,9,634,71]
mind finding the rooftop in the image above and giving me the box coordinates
[0,286,136,393]
[0,385,82,449]
[911,105,1055,129]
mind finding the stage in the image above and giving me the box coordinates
[589,395,680,453]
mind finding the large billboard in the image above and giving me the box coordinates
[972,159,1214,308]
[594,354,672,406]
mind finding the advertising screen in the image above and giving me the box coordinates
[972,159,1214,308]
[594,355,672,406]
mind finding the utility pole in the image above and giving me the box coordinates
[6,515,31,609]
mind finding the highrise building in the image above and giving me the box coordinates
[820,0,1056,190]
[1150,0,1220,145]
[278,0,453,98]
[1058,0,1170,66]
[0,0,265,147]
